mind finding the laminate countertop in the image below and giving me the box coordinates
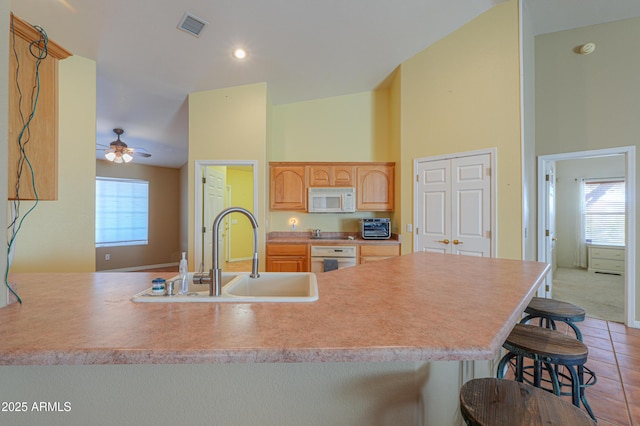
[266,231,401,245]
[0,252,549,365]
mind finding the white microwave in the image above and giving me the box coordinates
[308,187,356,213]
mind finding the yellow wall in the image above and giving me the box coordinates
[227,166,255,260]
[387,69,402,240]
[268,90,395,233]
[95,161,181,271]
[9,55,96,272]
[179,163,188,254]
[188,83,268,270]
[265,3,522,254]
[399,0,522,258]
[270,91,390,162]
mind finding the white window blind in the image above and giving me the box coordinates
[96,177,149,247]
[584,179,625,246]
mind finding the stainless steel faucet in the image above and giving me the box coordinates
[194,207,260,296]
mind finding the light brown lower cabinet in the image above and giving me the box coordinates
[359,245,400,264]
[266,244,308,272]
[266,242,400,271]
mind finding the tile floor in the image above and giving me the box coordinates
[508,317,639,425]
[580,317,639,425]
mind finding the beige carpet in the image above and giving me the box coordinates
[552,267,625,323]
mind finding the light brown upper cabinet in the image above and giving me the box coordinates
[308,165,355,187]
[356,164,395,211]
[269,162,395,212]
[270,164,307,211]
[8,14,72,201]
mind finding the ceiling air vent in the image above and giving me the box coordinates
[177,12,208,37]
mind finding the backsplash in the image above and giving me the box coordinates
[268,211,383,232]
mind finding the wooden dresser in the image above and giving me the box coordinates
[587,244,624,275]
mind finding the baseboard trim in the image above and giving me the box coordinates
[98,262,179,272]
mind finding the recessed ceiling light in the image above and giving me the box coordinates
[233,48,247,59]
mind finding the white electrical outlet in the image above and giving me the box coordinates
[105,254,110,261]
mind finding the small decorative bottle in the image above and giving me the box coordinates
[178,252,189,295]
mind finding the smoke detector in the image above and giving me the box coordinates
[577,42,596,55]
[177,12,208,37]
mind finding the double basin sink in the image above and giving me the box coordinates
[132,272,318,303]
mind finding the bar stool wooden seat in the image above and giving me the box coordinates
[520,297,597,397]
[460,378,596,425]
[496,324,596,421]
[520,297,586,341]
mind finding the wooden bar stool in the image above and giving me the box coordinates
[520,297,597,398]
[460,378,596,425]
[496,324,596,421]
[520,297,586,341]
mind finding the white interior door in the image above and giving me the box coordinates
[543,161,556,297]
[202,167,226,271]
[451,155,491,256]
[416,159,451,253]
[416,153,491,257]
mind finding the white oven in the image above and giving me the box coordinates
[310,245,357,273]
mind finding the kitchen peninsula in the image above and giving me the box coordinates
[0,253,549,426]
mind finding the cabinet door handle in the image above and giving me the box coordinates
[453,240,463,245]
[437,239,450,244]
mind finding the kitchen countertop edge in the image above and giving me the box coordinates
[1,254,549,366]
[0,346,497,365]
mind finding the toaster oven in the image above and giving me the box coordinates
[361,218,391,239]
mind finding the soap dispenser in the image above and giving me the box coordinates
[178,252,188,295]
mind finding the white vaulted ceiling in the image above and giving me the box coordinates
[10,0,640,167]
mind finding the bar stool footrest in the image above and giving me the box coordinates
[507,359,597,394]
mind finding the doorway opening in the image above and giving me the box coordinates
[538,147,636,327]
[194,160,258,272]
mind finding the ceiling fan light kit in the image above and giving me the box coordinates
[102,128,150,164]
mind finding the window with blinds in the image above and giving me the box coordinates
[96,177,149,247]
[584,179,625,246]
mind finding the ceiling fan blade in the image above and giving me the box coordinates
[133,152,152,157]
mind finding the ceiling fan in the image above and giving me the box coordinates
[98,128,151,163]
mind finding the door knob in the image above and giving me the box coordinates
[453,240,463,245]
[437,239,450,244]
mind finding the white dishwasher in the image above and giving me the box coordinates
[310,245,357,273]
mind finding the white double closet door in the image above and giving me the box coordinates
[416,153,492,257]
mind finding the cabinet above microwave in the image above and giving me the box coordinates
[269,162,394,212]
